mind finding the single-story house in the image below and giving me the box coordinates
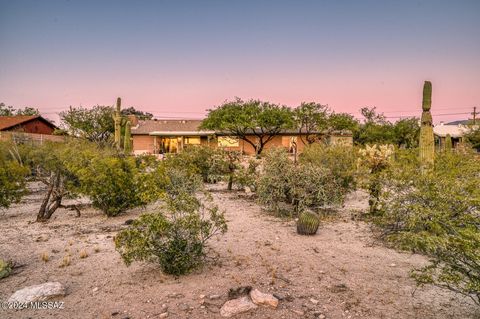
[0,115,57,134]
[433,123,473,149]
[131,118,353,155]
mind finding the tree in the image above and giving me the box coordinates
[0,103,39,116]
[294,102,330,145]
[201,98,294,155]
[355,107,395,146]
[0,142,28,209]
[60,105,114,145]
[327,112,360,133]
[20,141,85,221]
[465,126,480,152]
[121,106,153,120]
[393,117,420,148]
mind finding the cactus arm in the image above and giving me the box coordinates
[419,81,435,170]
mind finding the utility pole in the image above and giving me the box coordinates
[472,106,477,125]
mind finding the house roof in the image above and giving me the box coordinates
[132,119,209,135]
[433,124,474,138]
[0,115,57,131]
[132,119,353,136]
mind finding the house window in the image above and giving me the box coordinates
[218,136,239,147]
[185,137,201,145]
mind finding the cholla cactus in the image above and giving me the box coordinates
[419,81,434,169]
[358,144,394,173]
[0,259,11,279]
[358,144,394,214]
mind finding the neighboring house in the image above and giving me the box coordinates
[131,118,353,155]
[0,115,57,134]
[433,123,473,149]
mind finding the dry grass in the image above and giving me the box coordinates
[40,252,49,262]
[79,249,89,259]
[59,255,71,268]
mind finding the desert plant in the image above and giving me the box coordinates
[376,150,480,305]
[419,81,435,169]
[357,144,394,214]
[0,142,28,209]
[0,259,12,279]
[300,143,357,192]
[115,175,227,276]
[257,148,344,216]
[296,211,320,235]
[444,134,453,151]
[74,154,163,216]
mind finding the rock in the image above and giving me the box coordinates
[167,292,184,299]
[291,309,305,316]
[124,219,134,225]
[199,294,206,299]
[250,289,278,308]
[92,287,99,293]
[220,296,257,317]
[310,298,319,305]
[159,312,168,318]
[8,282,66,303]
[209,294,221,300]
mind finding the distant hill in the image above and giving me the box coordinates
[445,119,474,125]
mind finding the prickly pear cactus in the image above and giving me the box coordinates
[0,259,11,279]
[296,211,320,235]
[419,81,434,169]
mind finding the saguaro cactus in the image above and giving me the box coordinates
[113,97,122,150]
[419,81,434,169]
[124,120,132,154]
[445,134,452,151]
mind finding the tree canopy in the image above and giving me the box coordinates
[293,102,329,144]
[201,98,294,155]
[0,103,39,116]
[60,105,115,144]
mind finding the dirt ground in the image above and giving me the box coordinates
[0,182,478,319]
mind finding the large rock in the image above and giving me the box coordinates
[220,296,257,317]
[8,282,66,303]
[250,289,279,308]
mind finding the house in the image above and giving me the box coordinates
[433,123,473,149]
[0,115,57,134]
[131,118,353,155]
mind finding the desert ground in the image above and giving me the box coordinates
[0,182,478,319]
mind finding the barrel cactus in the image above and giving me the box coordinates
[419,81,434,169]
[0,259,11,279]
[296,211,320,235]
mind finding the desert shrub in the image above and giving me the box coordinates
[376,150,480,305]
[233,158,260,191]
[0,258,12,279]
[0,142,28,209]
[357,144,394,214]
[164,146,223,183]
[257,148,344,216]
[115,170,227,276]
[18,141,89,221]
[74,153,163,216]
[300,143,357,192]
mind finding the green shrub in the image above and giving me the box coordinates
[115,172,227,276]
[233,158,260,191]
[257,148,344,216]
[0,142,28,209]
[0,258,12,279]
[300,143,357,192]
[376,150,480,305]
[75,154,162,216]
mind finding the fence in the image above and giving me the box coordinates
[0,131,68,145]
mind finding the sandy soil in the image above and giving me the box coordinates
[0,182,478,319]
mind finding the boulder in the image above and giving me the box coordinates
[250,289,278,308]
[220,296,257,317]
[8,282,66,303]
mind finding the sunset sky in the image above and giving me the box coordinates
[1,0,479,124]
